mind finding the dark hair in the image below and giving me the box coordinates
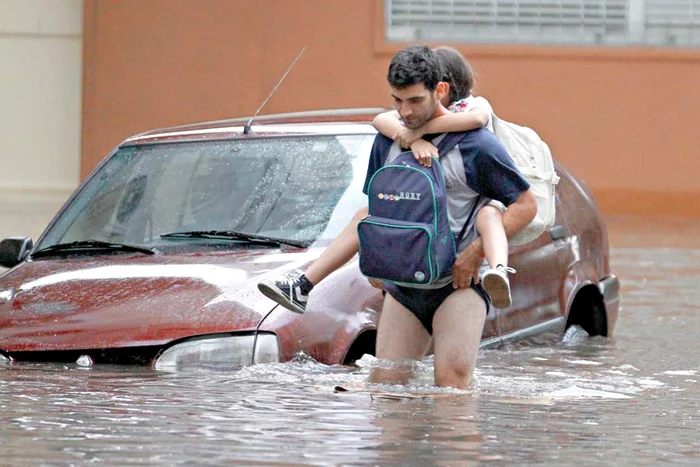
[434,46,474,103]
[387,45,442,92]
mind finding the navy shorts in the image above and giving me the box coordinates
[382,281,490,335]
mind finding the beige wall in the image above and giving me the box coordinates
[0,0,82,240]
[82,0,700,218]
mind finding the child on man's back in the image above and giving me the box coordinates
[258,46,516,313]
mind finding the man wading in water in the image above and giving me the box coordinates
[366,45,536,388]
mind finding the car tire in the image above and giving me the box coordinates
[562,324,589,345]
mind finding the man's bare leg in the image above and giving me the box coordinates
[305,206,367,284]
[370,294,432,385]
[432,287,487,389]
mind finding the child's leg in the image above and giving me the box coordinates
[476,202,515,309]
[257,206,368,313]
[305,206,367,285]
[475,204,507,269]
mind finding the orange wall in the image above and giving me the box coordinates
[83,0,700,217]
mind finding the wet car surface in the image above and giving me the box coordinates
[0,109,619,369]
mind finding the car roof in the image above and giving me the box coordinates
[123,108,385,146]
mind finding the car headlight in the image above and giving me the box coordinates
[154,333,280,370]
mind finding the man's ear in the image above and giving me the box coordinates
[435,81,449,102]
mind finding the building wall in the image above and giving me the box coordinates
[0,0,82,240]
[83,0,700,218]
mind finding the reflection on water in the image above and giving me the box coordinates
[2,215,700,466]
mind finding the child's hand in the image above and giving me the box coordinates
[409,139,437,167]
[393,128,422,148]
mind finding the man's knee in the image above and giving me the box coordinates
[370,363,414,385]
[432,288,486,388]
[476,204,503,225]
[434,352,473,388]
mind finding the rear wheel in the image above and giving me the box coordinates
[562,324,589,345]
[564,285,608,342]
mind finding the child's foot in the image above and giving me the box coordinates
[258,271,313,314]
[482,264,515,308]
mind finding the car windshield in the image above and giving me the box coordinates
[36,134,373,252]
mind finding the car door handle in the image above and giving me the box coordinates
[549,225,567,241]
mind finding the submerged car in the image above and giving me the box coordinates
[0,109,619,369]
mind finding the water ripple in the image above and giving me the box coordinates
[1,241,700,465]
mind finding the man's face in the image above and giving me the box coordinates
[391,83,440,130]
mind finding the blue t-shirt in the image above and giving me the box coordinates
[364,128,529,207]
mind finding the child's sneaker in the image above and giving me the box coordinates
[482,264,515,309]
[258,271,313,314]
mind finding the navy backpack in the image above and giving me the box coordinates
[358,132,478,286]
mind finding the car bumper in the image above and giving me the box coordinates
[599,274,620,336]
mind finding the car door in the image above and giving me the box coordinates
[495,193,573,340]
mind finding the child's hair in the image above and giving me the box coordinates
[433,46,475,104]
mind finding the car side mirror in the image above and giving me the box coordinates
[0,237,33,269]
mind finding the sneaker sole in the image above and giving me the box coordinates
[482,274,512,309]
[257,280,306,314]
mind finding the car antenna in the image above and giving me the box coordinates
[243,46,307,134]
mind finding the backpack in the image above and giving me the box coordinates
[357,133,478,286]
[492,115,560,246]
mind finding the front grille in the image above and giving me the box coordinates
[7,345,163,365]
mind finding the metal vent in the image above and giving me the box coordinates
[644,0,700,46]
[386,0,700,47]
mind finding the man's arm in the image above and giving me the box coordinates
[451,189,537,289]
[465,189,537,258]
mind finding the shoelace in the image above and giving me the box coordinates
[282,270,304,288]
[496,265,516,275]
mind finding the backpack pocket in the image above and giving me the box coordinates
[357,216,440,286]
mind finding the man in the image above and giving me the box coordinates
[367,45,537,389]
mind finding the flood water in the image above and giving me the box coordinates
[1,215,699,466]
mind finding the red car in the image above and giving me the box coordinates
[0,109,619,369]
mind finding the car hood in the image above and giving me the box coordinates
[0,248,320,352]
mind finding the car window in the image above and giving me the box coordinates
[37,135,374,251]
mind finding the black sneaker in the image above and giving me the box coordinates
[258,272,311,314]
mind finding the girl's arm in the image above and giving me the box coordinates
[420,107,489,134]
[396,108,489,145]
[372,110,438,167]
[371,110,404,140]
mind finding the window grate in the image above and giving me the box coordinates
[644,0,700,46]
[386,0,700,47]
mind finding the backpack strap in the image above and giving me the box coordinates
[434,131,469,157]
[434,131,481,248]
[454,196,481,247]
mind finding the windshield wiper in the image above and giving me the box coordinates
[159,230,309,248]
[31,240,160,258]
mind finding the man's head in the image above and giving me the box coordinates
[387,45,448,129]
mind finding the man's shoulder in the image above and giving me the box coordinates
[457,128,505,155]
[372,133,394,150]
[459,127,498,142]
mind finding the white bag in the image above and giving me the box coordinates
[492,114,560,246]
